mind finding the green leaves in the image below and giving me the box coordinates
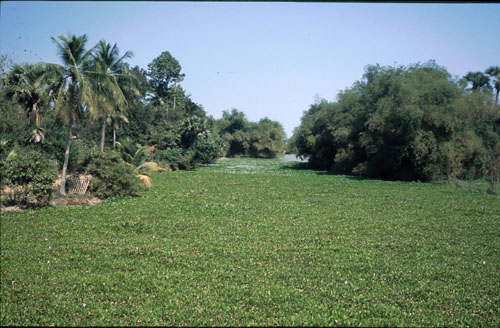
[217,109,286,158]
[291,61,500,181]
[3,149,57,207]
[1,158,500,325]
[464,71,491,91]
[147,51,184,100]
[83,149,145,199]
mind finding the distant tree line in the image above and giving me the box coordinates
[215,109,286,158]
[0,33,286,206]
[290,61,500,189]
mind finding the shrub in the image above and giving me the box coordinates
[178,148,195,170]
[156,147,183,170]
[484,145,500,195]
[247,118,287,158]
[83,150,145,199]
[192,135,226,164]
[150,116,225,170]
[0,159,6,187]
[3,149,57,207]
[41,130,92,172]
[216,110,286,158]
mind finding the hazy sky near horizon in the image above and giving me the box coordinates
[1,1,500,137]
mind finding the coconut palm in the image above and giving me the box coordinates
[110,106,129,150]
[485,66,500,104]
[110,64,142,149]
[48,34,97,195]
[90,40,134,151]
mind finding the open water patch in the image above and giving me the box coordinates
[280,154,309,163]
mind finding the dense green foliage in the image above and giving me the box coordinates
[1,158,499,326]
[292,62,500,181]
[2,149,57,207]
[75,148,145,199]
[484,144,500,194]
[0,36,280,204]
[216,109,286,158]
[147,50,184,116]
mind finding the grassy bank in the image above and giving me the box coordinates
[1,158,499,326]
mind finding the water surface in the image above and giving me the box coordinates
[281,154,308,163]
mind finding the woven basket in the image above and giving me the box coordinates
[67,175,92,194]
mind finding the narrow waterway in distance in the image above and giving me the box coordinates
[280,154,309,162]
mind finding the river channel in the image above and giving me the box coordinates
[280,154,309,163]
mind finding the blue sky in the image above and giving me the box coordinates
[1,1,500,137]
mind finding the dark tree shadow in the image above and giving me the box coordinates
[279,161,345,176]
[278,161,395,183]
[279,161,310,171]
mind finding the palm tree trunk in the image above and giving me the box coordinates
[100,114,107,152]
[34,103,40,126]
[59,121,73,195]
[61,79,79,195]
[113,121,117,150]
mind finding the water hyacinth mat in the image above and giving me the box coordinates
[1,158,499,326]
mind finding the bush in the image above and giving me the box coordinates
[178,148,196,170]
[3,149,57,207]
[484,145,500,195]
[41,129,86,171]
[154,116,225,170]
[0,159,6,187]
[156,147,183,170]
[247,118,287,158]
[215,110,286,158]
[83,150,145,199]
[192,135,226,164]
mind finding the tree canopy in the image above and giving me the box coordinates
[1,33,288,204]
[1,34,499,206]
[215,109,286,158]
[291,61,500,181]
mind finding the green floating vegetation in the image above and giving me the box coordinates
[1,158,499,326]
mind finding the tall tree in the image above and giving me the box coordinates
[112,65,149,148]
[291,62,498,181]
[91,40,133,151]
[147,51,185,119]
[49,34,96,194]
[110,64,142,149]
[464,71,491,91]
[485,66,500,104]
[4,63,60,143]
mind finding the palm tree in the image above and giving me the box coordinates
[464,72,491,91]
[485,66,500,104]
[48,34,96,195]
[90,40,134,151]
[109,64,141,150]
[4,64,58,143]
[110,110,129,150]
